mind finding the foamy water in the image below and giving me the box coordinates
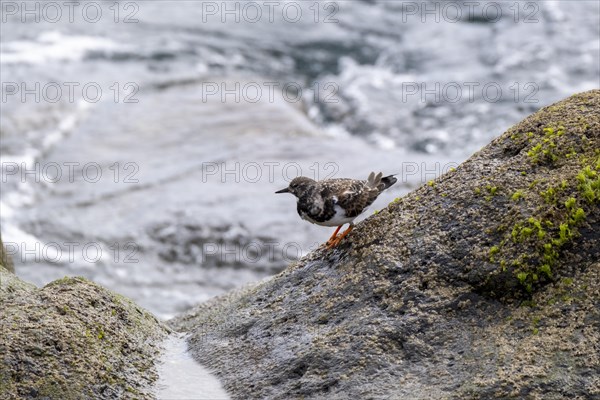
[0,31,124,65]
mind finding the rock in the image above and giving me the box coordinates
[0,235,14,273]
[0,267,169,399]
[170,90,600,399]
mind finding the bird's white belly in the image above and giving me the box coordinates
[303,205,356,227]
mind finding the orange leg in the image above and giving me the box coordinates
[325,225,343,247]
[327,224,354,249]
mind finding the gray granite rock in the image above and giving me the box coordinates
[171,90,600,399]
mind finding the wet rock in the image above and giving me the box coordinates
[170,90,600,399]
[0,267,168,399]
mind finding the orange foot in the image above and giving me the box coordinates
[326,224,354,249]
[325,225,342,248]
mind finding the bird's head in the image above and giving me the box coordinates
[275,176,315,197]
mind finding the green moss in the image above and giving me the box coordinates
[486,185,498,196]
[489,158,599,293]
[539,264,552,278]
[527,143,544,162]
[565,147,578,159]
[517,271,529,285]
[97,326,106,340]
[564,197,576,209]
[577,164,600,202]
[572,208,585,223]
[526,126,565,164]
[511,219,544,243]
[511,190,524,202]
[478,184,500,202]
[562,277,573,286]
[489,246,500,262]
[539,182,566,203]
[529,315,543,335]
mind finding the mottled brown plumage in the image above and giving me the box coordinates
[276,172,397,248]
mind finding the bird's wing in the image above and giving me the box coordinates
[334,180,379,218]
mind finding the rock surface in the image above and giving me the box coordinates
[0,267,169,399]
[171,90,600,399]
[0,235,14,273]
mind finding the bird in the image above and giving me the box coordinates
[276,172,397,248]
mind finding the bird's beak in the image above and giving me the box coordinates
[275,187,290,194]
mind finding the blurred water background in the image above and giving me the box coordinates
[1,0,599,318]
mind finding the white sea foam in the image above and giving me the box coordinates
[1,31,123,65]
[0,200,46,261]
[0,100,92,264]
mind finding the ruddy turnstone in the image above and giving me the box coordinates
[276,172,397,248]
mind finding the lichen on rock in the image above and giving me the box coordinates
[0,267,169,399]
[170,90,600,399]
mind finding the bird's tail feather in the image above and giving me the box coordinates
[367,172,383,189]
[368,172,397,191]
